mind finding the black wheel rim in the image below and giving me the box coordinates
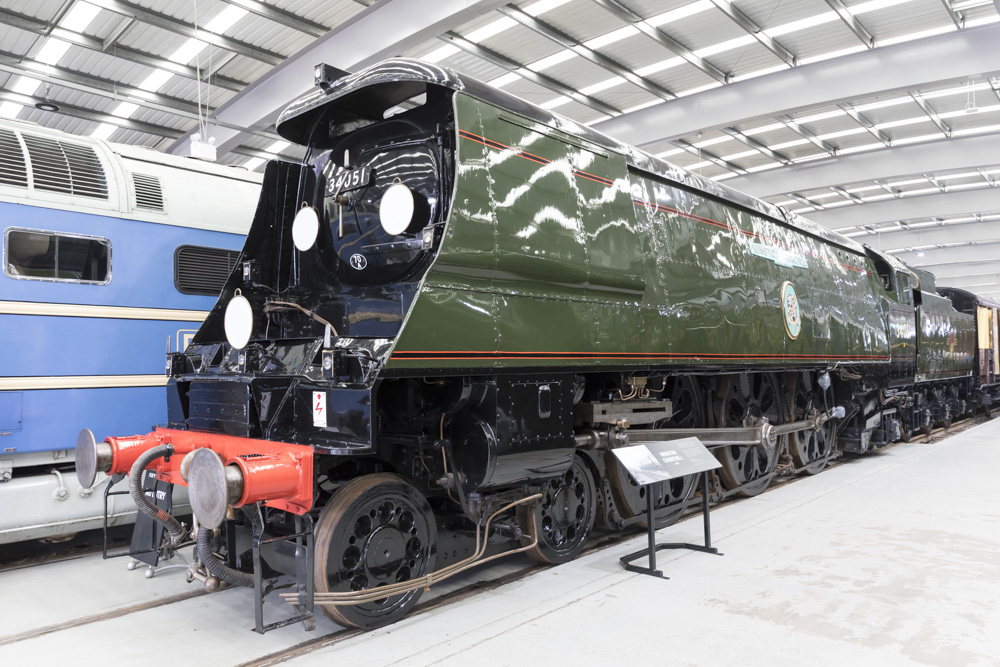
[316,476,435,628]
[788,372,833,474]
[533,457,595,562]
[716,374,783,495]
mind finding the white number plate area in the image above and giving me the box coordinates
[313,391,327,428]
[327,165,372,194]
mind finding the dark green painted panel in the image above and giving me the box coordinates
[387,94,892,371]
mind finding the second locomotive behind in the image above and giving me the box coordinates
[77,59,995,631]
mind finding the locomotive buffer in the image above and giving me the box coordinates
[614,438,723,578]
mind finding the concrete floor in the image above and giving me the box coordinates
[2,420,998,666]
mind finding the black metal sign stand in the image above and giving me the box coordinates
[619,470,722,578]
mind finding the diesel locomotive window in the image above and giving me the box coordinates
[4,228,110,284]
[311,95,452,286]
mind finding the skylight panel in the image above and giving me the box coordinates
[794,109,847,124]
[0,102,23,118]
[694,35,756,58]
[837,142,883,155]
[243,157,265,171]
[60,2,101,33]
[524,0,573,16]
[922,82,991,100]
[873,116,929,130]
[635,57,685,77]
[953,124,1000,136]
[540,96,571,110]
[861,193,895,202]
[656,148,686,158]
[799,45,868,66]
[531,50,576,72]
[580,76,625,95]
[423,44,460,64]
[731,64,791,83]
[170,39,209,65]
[112,102,139,117]
[584,26,639,51]
[772,200,798,207]
[139,69,174,92]
[693,136,732,148]
[205,6,248,33]
[741,123,784,136]
[11,77,42,95]
[791,153,828,163]
[35,40,72,66]
[892,132,953,144]
[266,140,289,153]
[620,99,662,114]
[849,0,916,14]
[767,139,809,150]
[489,72,522,88]
[646,1,713,27]
[91,123,117,140]
[465,17,517,43]
[939,105,1000,119]
[764,12,838,38]
[679,81,724,97]
[718,148,757,160]
[816,127,868,140]
[686,161,713,170]
[854,97,911,113]
[880,24,957,47]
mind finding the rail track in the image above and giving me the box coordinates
[0,413,986,659]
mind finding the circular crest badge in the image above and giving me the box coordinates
[781,281,801,340]
[349,253,367,270]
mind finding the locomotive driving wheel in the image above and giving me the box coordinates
[520,456,596,564]
[314,473,437,629]
[607,376,701,525]
[714,373,784,496]
[786,372,834,475]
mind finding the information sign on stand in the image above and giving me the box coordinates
[613,437,724,579]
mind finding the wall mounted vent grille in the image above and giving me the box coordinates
[131,173,164,211]
[22,133,108,199]
[0,128,28,188]
[174,245,241,296]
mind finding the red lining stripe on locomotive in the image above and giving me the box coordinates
[392,351,890,360]
[458,129,871,277]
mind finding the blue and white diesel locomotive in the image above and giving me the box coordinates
[0,118,261,544]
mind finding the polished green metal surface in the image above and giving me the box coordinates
[387,94,892,371]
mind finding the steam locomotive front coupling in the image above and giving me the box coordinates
[75,427,314,529]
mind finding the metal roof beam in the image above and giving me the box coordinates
[830,185,864,204]
[705,0,797,67]
[442,33,622,116]
[873,220,1000,250]
[807,188,1000,230]
[788,193,823,210]
[822,0,875,47]
[909,90,951,137]
[904,243,1000,267]
[592,24,1000,149]
[724,134,1000,197]
[776,114,837,156]
[978,168,996,187]
[85,0,284,66]
[0,90,184,139]
[938,0,966,28]
[0,7,246,93]
[588,0,728,84]
[673,139,747,175]
[720,127,790,164]
[934,269,1000,288]
[218,0,327,38]
[166,0,510,157]
[101,17,135,50]
[498,4,676,101]
[0,50,210,119]
[839,103,891,147]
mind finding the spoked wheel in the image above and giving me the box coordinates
[714,373,784,496]
[314,473,436,629]
[606,376,702,525]
[520,456,596,564]
[786,372,834,475]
